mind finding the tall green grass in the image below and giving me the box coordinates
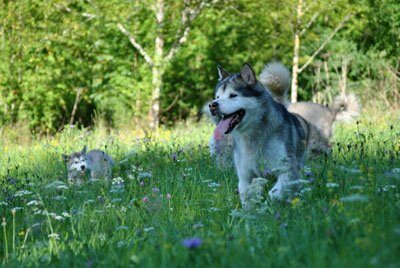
[0,114,399,267]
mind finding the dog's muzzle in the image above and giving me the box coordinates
[209,101,219,116]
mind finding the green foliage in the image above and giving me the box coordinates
[0,0,398,132]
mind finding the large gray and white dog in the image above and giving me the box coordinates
[209,63,313,206]
[205,62,360,167]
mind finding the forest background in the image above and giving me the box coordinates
[0,0,399,134]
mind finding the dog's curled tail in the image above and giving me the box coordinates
[259,62,291,107]
[332,94,361,123]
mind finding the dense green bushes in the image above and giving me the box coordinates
[0,0,398,133]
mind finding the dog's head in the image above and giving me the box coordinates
[209,63,266,137]
[62,145,89,172]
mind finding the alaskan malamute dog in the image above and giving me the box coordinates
[209,63,313,206]
[205,62,360,168]
[62,146,114,184]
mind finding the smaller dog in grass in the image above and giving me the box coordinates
[62,146,114,184]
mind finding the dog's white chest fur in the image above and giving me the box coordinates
[234,134,288,179]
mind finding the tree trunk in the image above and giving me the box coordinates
[291,0,302,103]
[340,59,348,95]
[291,32,300,103]
[148,0,165,129]
[149,65,163,129]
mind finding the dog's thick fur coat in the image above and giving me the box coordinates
[260,62,360,141]
[209,64,311,206]
[206,62,360,168]
[62,146,114,184]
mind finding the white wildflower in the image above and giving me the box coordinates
[27,200,41,206]
[349,185,364,190]
[391,168,400,173]
[208,182,221,188]
[143,227,154,232]
[208,207,221,212]
[117,240,127,248]
[84,199,95,205]
[14,190,32,197]
[46,181,67,190]
[340,194,369,203]
[53,195,67,201]
[326,182,339,188]
[61,212,71,218]
[138,172,152,179]
[98,233,106,241]
[48,233,60,240]
[242,178,268,210]
[53,215,64,221]
[339,166,361,174]
[300,187,313,194]
[34,210,43,215]
[112,177,124,185]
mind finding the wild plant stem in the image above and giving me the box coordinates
[2,217,8,262]
[12,211,15,253]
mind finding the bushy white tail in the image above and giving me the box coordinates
[259,62,291,107]
[332,94,361,123]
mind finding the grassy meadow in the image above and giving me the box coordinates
[0,113,399,267]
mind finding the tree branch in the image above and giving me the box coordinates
[165,0,217,62]
[117,23,154,67]
[69,87,85,127]
[298,13,351,74]
[300,11,320,36]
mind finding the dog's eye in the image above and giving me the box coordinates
[75,161,78,164]
[216,96,220,99]
[229,94,238,98]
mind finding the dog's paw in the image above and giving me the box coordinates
[268,186,285,200]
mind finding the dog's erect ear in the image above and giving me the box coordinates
[240,63,256,86]
[217,65,229,81]
[62,154,70,163]
[81,145,87,154]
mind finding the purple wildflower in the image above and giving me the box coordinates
[280,223,288,229]
[182,237,202,249]
[152,187,160,193]
[171,153,178,162]
[263,167,272,177]
[305,170,312,177]
[166,193,172,199]
[142,196,149,203]
[139,181,145,187]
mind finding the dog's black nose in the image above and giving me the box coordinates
[81,165,85,170]
[209,102,219,108]
[209,101,219,116]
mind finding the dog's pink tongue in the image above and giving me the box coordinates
[214,118,231,140]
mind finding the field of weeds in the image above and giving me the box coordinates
[0,115,399,267]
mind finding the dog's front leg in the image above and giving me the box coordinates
[237,169,254,209]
